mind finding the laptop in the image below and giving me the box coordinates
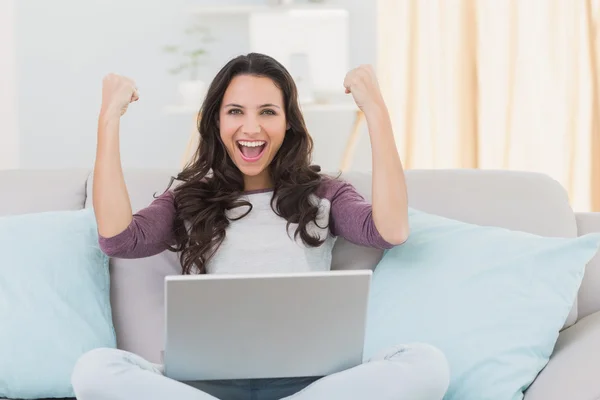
[163,270,372,382]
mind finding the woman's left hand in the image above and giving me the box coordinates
[344,65,386,114]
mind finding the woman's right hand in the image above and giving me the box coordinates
[101,73,139,117]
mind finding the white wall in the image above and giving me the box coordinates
[14,0,377,171]
[0,0,19,170]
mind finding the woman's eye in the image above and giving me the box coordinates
[228,109,242,115]
[261,109,276,115]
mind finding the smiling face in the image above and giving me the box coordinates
[219,74,287,191]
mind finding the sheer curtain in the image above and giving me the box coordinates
[377,0,600,211]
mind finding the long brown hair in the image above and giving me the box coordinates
[167,53,325,274]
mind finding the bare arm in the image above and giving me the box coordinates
[92,74,175,259]
[94,111,132,237]
[344,65,409,245]
[366,105,409,245]
[93,74,139,238]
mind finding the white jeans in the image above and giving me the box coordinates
[71,343,449,400]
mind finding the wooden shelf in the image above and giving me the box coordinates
[190,3,342,16]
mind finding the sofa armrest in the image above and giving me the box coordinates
[524,311,600,400]
[576,212,600,319]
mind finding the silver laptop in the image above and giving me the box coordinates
[163,270,372,382]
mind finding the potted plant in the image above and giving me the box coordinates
[162,23,213,109]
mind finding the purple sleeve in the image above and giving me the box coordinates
[317,178,394,250]
[98,190,176,258]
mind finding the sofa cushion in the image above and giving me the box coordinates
[0,169,89,217]
[0,208,115,399]
[363,208,600,400]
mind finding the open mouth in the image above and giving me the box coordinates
[236,140,267,162]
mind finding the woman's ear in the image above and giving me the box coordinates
[286,122,291,130]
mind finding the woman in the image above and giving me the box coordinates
[72,53,449,400]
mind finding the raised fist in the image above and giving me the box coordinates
[101,73,139,117]
[343,65,385,113]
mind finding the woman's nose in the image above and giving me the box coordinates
[241,116,261,135]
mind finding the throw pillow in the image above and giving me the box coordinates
[363,208,600,400]
[0,208,116,399]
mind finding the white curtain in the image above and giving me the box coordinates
[377,0,600,212]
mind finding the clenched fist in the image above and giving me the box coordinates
[343,65,385,114]
[101,73,139,117]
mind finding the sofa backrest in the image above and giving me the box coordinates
[0,169,89,215]
[0,168,589,364]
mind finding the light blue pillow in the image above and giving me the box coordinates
[0,208,116,399]
[364,208,600,400]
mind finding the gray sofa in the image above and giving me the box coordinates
[1,167,600,399]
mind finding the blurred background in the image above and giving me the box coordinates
[2,0,600,211]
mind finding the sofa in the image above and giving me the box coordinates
[1,167,600,400]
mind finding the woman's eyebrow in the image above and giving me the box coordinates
[258,103,281,109]
[223,103,281,109]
